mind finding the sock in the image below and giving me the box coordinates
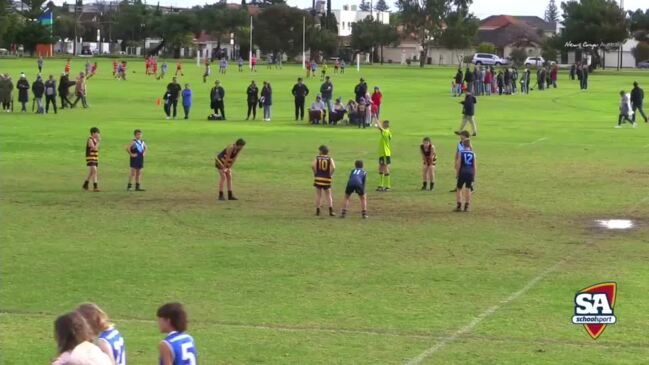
[430,182,435,190]
[422,181,427,188]
[93,182,98,189]
[316,207,321,215]
[83,180,89,187]
[385,174,391,188]
[219,191,224,198]
[127,183,132,189]
[228,190,233,198]
[362,210,367,216]
[379,173,384,188]
[464,203,470,210]
[341,209,347,215]
[456,202,462,209]
[136,183,140,189]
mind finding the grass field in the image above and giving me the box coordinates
[1,57,649,364]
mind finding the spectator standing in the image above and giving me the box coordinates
[581,66,589,90]
[457,91,478,136]
[32,75,45,113]
[483,68,491,96]
[320,76,334,123]
[454,68,463,96]
[72,72,88,108]
[371,86,382,122]
[354,78,368,102]
[569,63,576,80]
[58,73,72,109]
[473,66,481,95]
[17,74,30,112]
[504,68,511,94]
[496,71,504,95]
[51,312,112,365]
[478,66,485,95]
[246,80,259,120]
[463,67,474,95]
[44,74,57,114]
[550,65,558,88]
[291,77,309,121]
[37,56,44,73]
[511,67,518,94]
[261,81,272,122]
[210,80,226,119]
[631,81,647,123]
[182,83,192,120]
[165,77,181,119]
[0,74,12,112]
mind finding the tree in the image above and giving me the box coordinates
[351,17,399,63]
[255,5,310,57]
[150,11,199,56]
[359,0,370,11]
[0,0,12,46]
[628,8,649,41]
[545,0,559,23]
[476,42,496,54]
[396,0,449,67]
[16,21,52,54]
[631,41,649,64]
[509,48,527,65]
[375,0,389,12]
[560,0,628,69]
[436,6,479,54]
[307,27,338,59]
[113,0,150,51]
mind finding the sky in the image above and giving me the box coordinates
[51,0,646,19]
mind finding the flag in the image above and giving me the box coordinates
[39,8,54,27]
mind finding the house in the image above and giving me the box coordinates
[332,5,390,37]
[477,15,557,58]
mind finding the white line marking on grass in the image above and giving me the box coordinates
[404,260,563,365]
[519,137,548,146]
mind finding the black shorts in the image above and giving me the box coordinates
[130,159,144,169]
[314,184,331,190]
[456,171,474,189]
[86,161,98,167]
[379,156,391,165]
[345,184,365,196]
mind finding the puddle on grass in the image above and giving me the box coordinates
[595,219,635,230]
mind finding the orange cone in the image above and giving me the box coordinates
[156,97,161,106]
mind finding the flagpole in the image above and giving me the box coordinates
[249,16,253,70]
[302,16,306,69]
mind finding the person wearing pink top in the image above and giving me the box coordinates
[371,86,382,121]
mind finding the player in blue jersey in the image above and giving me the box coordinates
[449,130,470,193]
[77,303,127,365]
[455,139,476,212]
[126,129,147,192]
[340,160,368,219]
[312,145,336,216]
[157,302,197,365]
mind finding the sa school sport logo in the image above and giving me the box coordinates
[572,282,617,339]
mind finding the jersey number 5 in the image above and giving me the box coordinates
[181,342,196,365]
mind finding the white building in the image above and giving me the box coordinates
[332,5,390,37]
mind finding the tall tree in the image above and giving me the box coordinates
[359,0,370,11]
[628,8,649,41]
[395,0,448,67]
[113,0,150,50]
[560,0,628,68]
[0,0,12,46]
[375,0,389,12]
[351,17,399,63]
[255,4,310,57]
[436,4,479,56]
[545,0,559,23]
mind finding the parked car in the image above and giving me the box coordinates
[524,56,545,66]
[638,60,649,68]
[472,53,508,66]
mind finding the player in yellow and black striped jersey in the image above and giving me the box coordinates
[82,127,101,192]
[215,138,246,201]
[312,145,336,216]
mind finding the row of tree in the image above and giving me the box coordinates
[0,0,647,68]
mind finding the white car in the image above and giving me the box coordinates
[524,56,545,66]
[472,53,508,66]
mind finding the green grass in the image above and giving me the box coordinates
[1,58,649,364]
